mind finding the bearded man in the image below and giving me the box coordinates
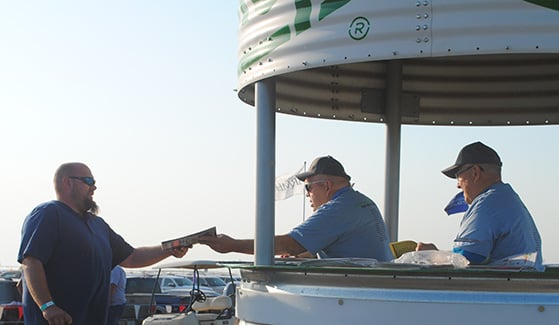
[18,162,187,325]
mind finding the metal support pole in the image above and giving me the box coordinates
[254,78,276,266]
[384,60,402,242]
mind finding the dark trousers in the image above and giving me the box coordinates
[107,303,126,325]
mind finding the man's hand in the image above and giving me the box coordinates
[169,246,188,258]
[43,305,72,325]
[199,234,235,253]
[416,242,438,251]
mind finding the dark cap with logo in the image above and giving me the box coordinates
[441,141,503,179]
[296,156,351,181]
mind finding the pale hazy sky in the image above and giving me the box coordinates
[1,1,558,268]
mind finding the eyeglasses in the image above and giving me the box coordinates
[454,165,474,178]
[69,176,96,186]
[304,180,327,192]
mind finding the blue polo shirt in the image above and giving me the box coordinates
[453,182,543,268]
[18,200,134,325]
[289,187,393,261]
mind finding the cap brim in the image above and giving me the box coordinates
[296,171,315,181]
[441,164,460,179]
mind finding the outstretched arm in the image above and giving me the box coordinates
[120,245,187,268]
[199,234,253,254]
[199,234,307,257]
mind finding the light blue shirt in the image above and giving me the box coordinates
[453,182,542,267]
[110,266,127,306]
[289,187,393,261]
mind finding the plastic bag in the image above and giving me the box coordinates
[394,250,469,268]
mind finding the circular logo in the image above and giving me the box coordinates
[348,16,370,40]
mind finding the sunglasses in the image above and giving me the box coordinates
[454,165,474,178]
[304,180,327,192]
[69,176,96,186]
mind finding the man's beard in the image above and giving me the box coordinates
[86,197,99,215]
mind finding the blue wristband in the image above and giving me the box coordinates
[40,301,55,312]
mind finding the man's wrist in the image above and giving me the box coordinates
[40,300,55,312]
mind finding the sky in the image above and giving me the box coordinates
[1,1,558,269]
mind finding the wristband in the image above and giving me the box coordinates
[40,301,55,312]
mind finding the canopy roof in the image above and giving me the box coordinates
[238,54,559,126]
[237,0,559,126]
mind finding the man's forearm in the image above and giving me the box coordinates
[228,236,305,256]
[274,235,306,256]
[120,246,171,268]
[233,239,255,254]
[231,236,305,256]
[21,257,53,307]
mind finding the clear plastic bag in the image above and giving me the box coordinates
[394,250,469,268]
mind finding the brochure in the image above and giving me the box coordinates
[161,226,217,250]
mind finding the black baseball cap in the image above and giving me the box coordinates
[296,156,351,181]
[441,141,503,178]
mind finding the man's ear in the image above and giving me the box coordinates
[63,176,73,189]
[473,165,483,180]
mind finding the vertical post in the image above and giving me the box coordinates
[384,60,402,242]
[254,78,276,266]
[301,161,306,221]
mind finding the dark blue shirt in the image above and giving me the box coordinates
[18,201,134,325]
